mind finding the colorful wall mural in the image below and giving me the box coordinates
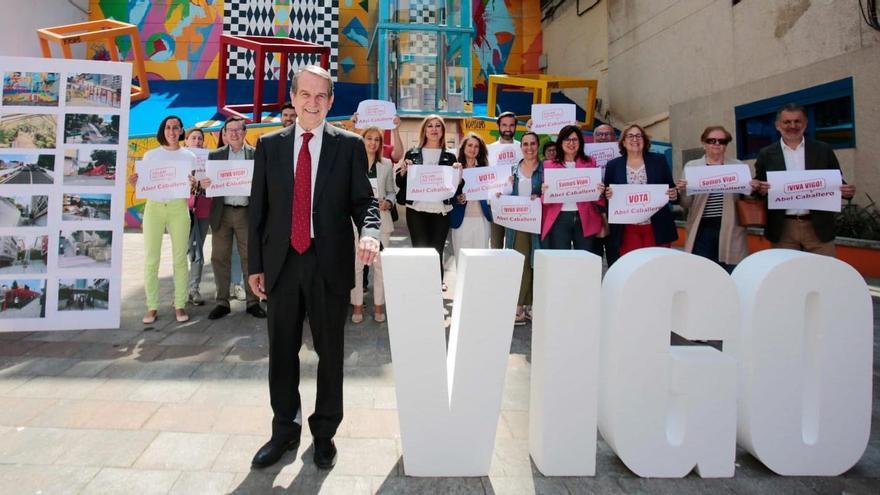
[88,1,541,87]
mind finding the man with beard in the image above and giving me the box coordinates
[486,111,522,248]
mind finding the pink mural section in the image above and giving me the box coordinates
[472,0,543,89]
[90,0,222,81]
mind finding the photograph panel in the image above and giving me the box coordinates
[0,194,48,226]
[58,278,109,311]
[0,234,48,274]
[2,72,59,106]
[65,73,122,108]
[62,192,111,221]
[63,113,119,145]
[63,148,116,185]
[0,114,57,149]
[0,278,45,319]
[58,229,112,269]
[0,152,54,184]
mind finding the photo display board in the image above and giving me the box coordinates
[0,56,130,331]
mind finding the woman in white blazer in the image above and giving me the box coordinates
[351,126,396,323]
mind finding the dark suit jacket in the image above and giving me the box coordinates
[207,144,255,231]
[603,152,678,249]
[753,139,842,243]
[249,123,379,295]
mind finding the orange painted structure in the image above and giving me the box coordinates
[37,19,150,102]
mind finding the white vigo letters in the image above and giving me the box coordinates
[529,250,601,475]
[598,248,738,477]
[381,248,523,476]
[728,249,872,475]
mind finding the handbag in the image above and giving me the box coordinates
[736,197,766,227]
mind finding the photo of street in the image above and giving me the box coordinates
[0,194,48,226]
[0,114,56,148]
[0,234,48,274]
[0,278,45,318]
[63,148,115,185]
[0,153,53,184]
[1,71,59,106]
[62,192,111,221]
[57,229,111,269]
[65,73,121,108]
[58,277,109,311]
[63,113,119,145]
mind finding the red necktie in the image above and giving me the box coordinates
[291,131,313,253]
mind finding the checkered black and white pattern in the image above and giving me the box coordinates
[398,0,438,111]
[224,0,339,81]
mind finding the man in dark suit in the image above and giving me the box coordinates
[248,65,380,469]
[200,117,265,319]
[751,103,856,256]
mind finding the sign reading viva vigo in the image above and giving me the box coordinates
[381,248,873,478]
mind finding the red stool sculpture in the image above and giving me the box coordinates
[218,35,331,123]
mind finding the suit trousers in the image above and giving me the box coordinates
[268,246,349,441]
[211,205,258,306]
[772,218,836,256]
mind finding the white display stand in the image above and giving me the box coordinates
[381,248,523,476]
[728,249,872,475]
[598,248,738,477]
[0,56,130,331]
[529,250,601,475]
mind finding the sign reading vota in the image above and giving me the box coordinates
[382,248,873,478]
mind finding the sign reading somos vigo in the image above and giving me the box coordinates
[382,248,873,478]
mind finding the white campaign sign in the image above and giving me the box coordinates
[188,147,209,181]
[583,141,620,172]
[530,251,601,475]
[461,165,512,201]
[490,195,542,234]
[728,249,872,475]
[767,170,842,212]
[354,99,397,129]
[382,248,522,476]
[542,168,602,203]
[530,103,576,134]
[684,164,752,195]
[608,184,669,224]
[487,141,522,168]
[599,248,738,477]
[0,55,132,332]
[135,160,191,200]
[405,165,457,201]
[381,248,873,479]
[205,160,254,197]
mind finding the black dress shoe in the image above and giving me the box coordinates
[246,304,267,318]
[251,437,300,468]
[207,304,231,320]
[313,437,337,469]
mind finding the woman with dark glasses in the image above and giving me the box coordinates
[675,126,748,271]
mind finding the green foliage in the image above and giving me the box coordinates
[836,194,880,241]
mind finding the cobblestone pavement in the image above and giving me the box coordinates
[0,229,877,494]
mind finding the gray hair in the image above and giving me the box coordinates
[775,103,806,121]
[291,65,334,99]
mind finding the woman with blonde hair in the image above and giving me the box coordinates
[351,126,396,323]
[395,115,457,288]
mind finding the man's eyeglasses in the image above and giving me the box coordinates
[225,128,245,134]
[704,138,729,145]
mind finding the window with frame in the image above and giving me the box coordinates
[734,78,855,160]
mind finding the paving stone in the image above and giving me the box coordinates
[330,438,400,476]
[489,438,533,478]
[616,477,739,494]
[81,467,181,495]
[0,396,56,425]
[157,344,231,363]
[0,331,33,341]
[343,408,401,439]
[28,399,160,429]
[212,405,272,435]
[484,475,571,495]
[372,386,398,409]
[59,359,114,377]
[71,329,143,345]
[502,410,529,439]
[54,429,157,467]
[191,361,235,379]
[560,477,628,494]
[134,431,229,471]
[170,470,236,495]
[23,340,87,358]
[375,476,484,495]
[8,375,105,399]
[158,331,213,346]
[0,464,99,495]
[0,426,85,464]
[0,356,78,377]
[211,434,278,474]
[22,329,81,342]
[229,362,269,380]
[143,403,222,433]
[188,380,269,407]
[0,339,41,356]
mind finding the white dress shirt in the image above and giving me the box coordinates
[293,120,326,237]
[781,137,808,215]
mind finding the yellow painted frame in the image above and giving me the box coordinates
[487,74,598,130]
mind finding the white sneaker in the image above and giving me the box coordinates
[188,290,204,306]
[233,284,246,301]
